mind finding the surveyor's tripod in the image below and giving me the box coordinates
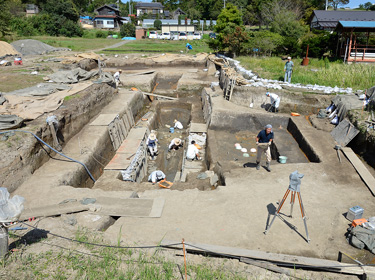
[264,186,310,243]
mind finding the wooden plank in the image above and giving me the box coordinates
[124,70,155,77]
[104,153,132,170]
[161,240,343,271]
[90,114,118,126]
[161,240,375,277]
[240,257,299,279]
[190,123,207,133]
[141,91,177,100]
[94,197,164,217]
[342,147,375,196]
[20,202,89,221]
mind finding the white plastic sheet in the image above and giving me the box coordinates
[0,187,25,222]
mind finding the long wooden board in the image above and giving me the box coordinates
[20,202,89,221]
[341,147,375,196]
[161,240,375,277]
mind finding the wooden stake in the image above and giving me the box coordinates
[182,238,187,279]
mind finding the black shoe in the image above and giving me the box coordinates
[266,162,271,172]
[256,162,260,170]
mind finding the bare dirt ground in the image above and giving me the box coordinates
[2,49,375,278]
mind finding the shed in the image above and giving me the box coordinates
[336,21,375,63]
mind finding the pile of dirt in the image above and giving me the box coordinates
[11,39,69,56]
[0,41,20,58]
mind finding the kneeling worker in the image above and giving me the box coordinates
[256,124,274,172]
[146,132,158,160]
[174,119,183,130]
[148,170,166,184]
[186,140,201,161]
[266,92,280,113]
[168,138,183,151]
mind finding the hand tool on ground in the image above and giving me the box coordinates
[334,145,342,163]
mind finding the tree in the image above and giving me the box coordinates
[248,30,283,56]
[120,22,135,37]
[203,18,207,30]
[364,2,373,10]
[209,4,248,56]
[328,0,349,10]
[0,0,12,38]
[154,19,162,29]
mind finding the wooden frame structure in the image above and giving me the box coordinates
[336,21,375,63]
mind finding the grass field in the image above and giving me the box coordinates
[237,56,375,91]
[27,36,118,52]
[5,228,248,279]
[104,39,210,54]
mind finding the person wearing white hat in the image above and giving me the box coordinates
[146,132,158,160]
[284,57,294,83]
[256,124,274,172]
[148,170,165,184]
[168,138,183,151]
[265,92,280,113]
[114,69,122,88]
[174,119,183,130]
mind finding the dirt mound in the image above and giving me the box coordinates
[11,39,69,56]
[0,41,20,58]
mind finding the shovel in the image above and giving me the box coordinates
[249,95,254,108]
[334,145,342,163]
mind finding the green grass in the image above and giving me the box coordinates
[237,56,375,91]
[4,228,249,279]
[22,35,119,52]
[104,38,210,54]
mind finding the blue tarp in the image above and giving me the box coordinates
[80,16,92,20]
[122,37,136,40]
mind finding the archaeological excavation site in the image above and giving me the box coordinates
[1,46,375,278]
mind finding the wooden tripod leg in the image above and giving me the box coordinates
[297,192,310,243]
[264,189,290,234]
[290,191,296,218]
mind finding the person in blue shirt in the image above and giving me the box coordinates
[284,57,294,83]
[256,124,274,172]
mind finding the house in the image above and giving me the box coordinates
[161,25,195,33]
[142,19,217,29]
[310,10,375,31]
[135,2,164,19]
[26,4,39,17]
[173,8,186,20]
[93,4,125,29]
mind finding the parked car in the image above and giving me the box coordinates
[187,31,194,40]
[209,32,216,39]
[193,33,201,40]
[170,31,179,40]
[159,32,171,40]
[149,31,158,39]
[179,32,187,40]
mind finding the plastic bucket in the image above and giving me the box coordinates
[279,156,288,164]
[169,127,174,133]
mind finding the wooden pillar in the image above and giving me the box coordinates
[347,29,353,62]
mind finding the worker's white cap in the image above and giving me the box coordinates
[174,119,177,123]
[156,171,163,178]
[265,124,272,129]
[287,57,291,60]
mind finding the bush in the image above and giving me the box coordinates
[154,19,162,30]
[300,30,338,58]
[95,30,107,38]
[120,22,135,37]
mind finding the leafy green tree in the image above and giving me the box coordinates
[364,2,373,10]
[154,19,162,29]
[0,0,12,38]
[203,19,207,30]
[209,3,248,56]
[328,0,349,10]
[301,30,337,58]
[248,30,283,55]
[120,22,135,37]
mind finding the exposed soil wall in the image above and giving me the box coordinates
[1,83,116,193]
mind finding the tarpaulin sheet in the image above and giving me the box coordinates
[0,82,92,120]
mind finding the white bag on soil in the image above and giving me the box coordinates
[0,187,25,222]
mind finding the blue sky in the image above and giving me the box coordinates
[346,0,374,8]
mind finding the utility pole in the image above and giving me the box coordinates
[224,0,226,9]
[129,0,131,16]
[325,0,328,10]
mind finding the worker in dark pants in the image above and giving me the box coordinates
[256,124,274,172]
